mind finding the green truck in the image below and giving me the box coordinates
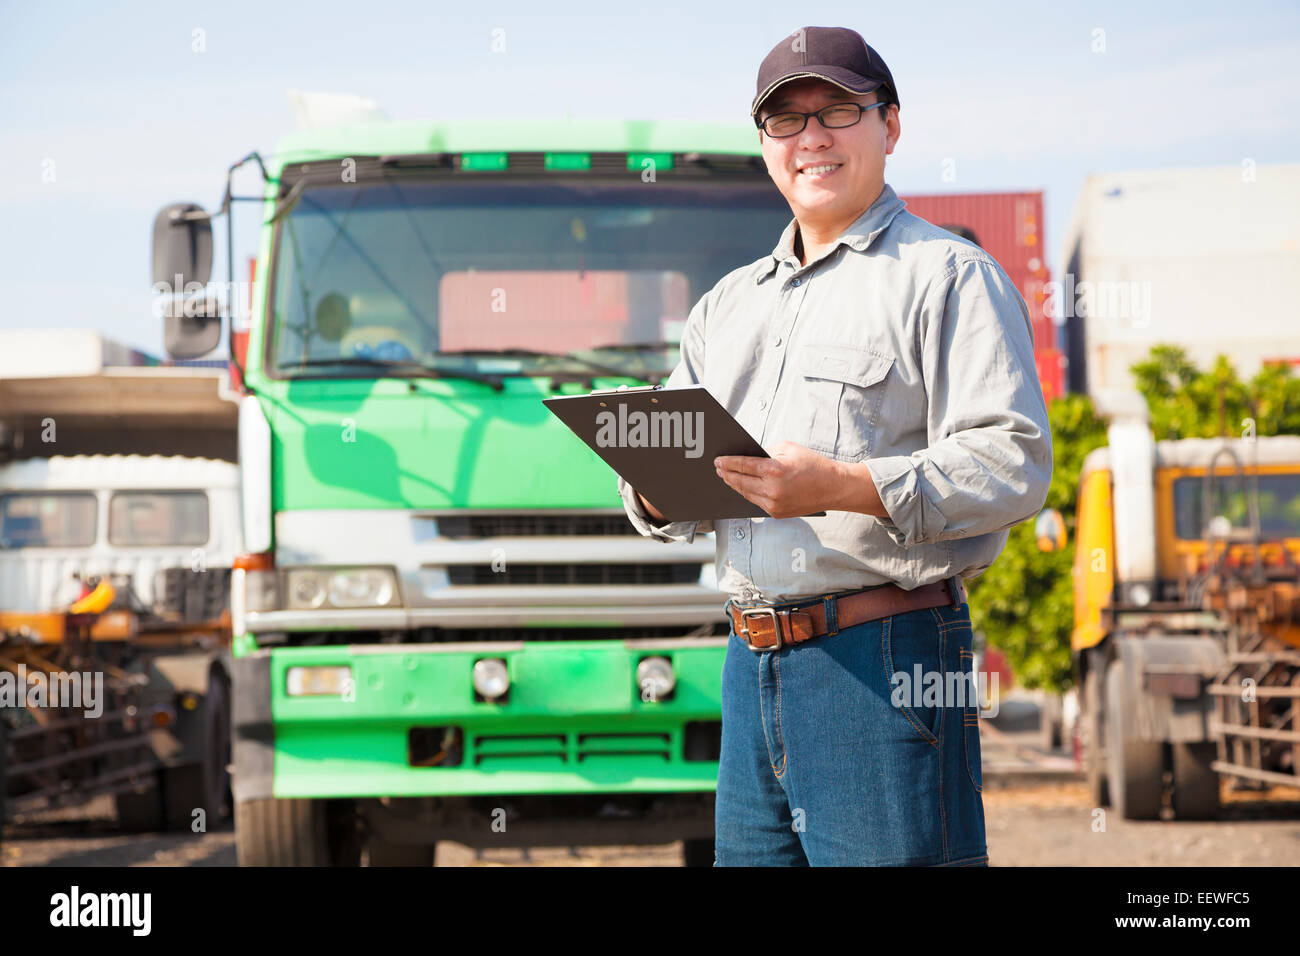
[153,120,793,864]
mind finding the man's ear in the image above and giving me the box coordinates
[884,106,901,156]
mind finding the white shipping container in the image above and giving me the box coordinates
[1056,164,1300,398]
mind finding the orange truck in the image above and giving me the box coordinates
[1041,398,1300,819]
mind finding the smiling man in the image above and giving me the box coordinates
[617,26,1052,866]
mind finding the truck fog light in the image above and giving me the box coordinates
[637,656,675,702]
[1129,583,1152,607]
[286,665,352,697]
[472,658,510,701]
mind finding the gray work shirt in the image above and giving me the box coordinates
[617,182,1053,604]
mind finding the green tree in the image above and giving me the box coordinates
[966,393,1107,690]
[1131,345,1300,439]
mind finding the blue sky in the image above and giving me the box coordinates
[2,0,1298,353]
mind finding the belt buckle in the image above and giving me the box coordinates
[738,606,782,651]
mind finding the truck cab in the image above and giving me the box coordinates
[155,121,797,864]
[1056,408,1300,820]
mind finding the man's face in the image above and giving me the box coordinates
[757,77,900,227]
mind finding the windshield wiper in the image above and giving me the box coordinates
[585,341,680,353]
[435,348,649,381]
[282,356,506,391]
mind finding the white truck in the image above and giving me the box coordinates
[0,454,239,835]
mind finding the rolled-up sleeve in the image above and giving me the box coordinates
[864,256,1052,547]
[617,289,715,543]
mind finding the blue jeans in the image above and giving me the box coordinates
[714,599,989,866]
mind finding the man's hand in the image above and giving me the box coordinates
[714,441,890,519]
[637,491,668,523]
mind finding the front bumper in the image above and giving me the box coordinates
[232,638,727,802]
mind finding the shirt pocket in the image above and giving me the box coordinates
[796,343,894,461]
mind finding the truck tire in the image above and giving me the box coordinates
[366,837,436,866]
[1171,742,1221,820]
[1,716,8,853]
[1037,693,1064,752]
[1083,670,1109,807]
[1105,660,1164,820]
[163,676,231,831]
[682,838,715,867]
[236,797,360,866]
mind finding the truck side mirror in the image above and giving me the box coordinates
[153,202,213,288]
[162,295,223,359]
[1035,508,1067,553]
[153,202,219,358]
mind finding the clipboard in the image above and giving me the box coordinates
[543,383,826,522]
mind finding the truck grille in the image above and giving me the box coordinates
[424,624,727,642]
[471,731,673,766]
[447,563,701,586]
[435,513,638,538]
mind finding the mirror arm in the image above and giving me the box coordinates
[217,152,271,394]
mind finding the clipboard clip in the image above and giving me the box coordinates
[586,383,664,395]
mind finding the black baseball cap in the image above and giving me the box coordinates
[751,26,899,119]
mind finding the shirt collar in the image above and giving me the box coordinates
[756,182,907,283]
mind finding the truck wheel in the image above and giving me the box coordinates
[682,838,715,867]
[1171,742,1221,820]
[1083,670,1109,807]
[236,797,360,866]
[114,774,165,831]
[366,837,436,866]
[1105,660,1164,820]
[163,676,231,831]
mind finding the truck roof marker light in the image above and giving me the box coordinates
[544,152,591,171]
[460,152,508,171]
[627,152,673,172]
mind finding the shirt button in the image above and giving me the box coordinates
[733,526,746,540]
[791,277,802,287]
[757,398,766,410]
[774,337,783,347]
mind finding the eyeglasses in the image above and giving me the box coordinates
[755,101,886,138]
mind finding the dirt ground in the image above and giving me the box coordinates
[4,777,1298,867]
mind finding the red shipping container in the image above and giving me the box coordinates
[900,191,1062,403]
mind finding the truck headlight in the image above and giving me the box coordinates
[284,568,400,609]
[241,568,279,613]
[289,571,328,609]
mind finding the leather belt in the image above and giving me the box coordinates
[727,575,967,652]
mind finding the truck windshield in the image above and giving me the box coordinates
[0,492,97,548]
[267,176,791,379]
[108,491,209,547]
[1173,473,1300,540]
